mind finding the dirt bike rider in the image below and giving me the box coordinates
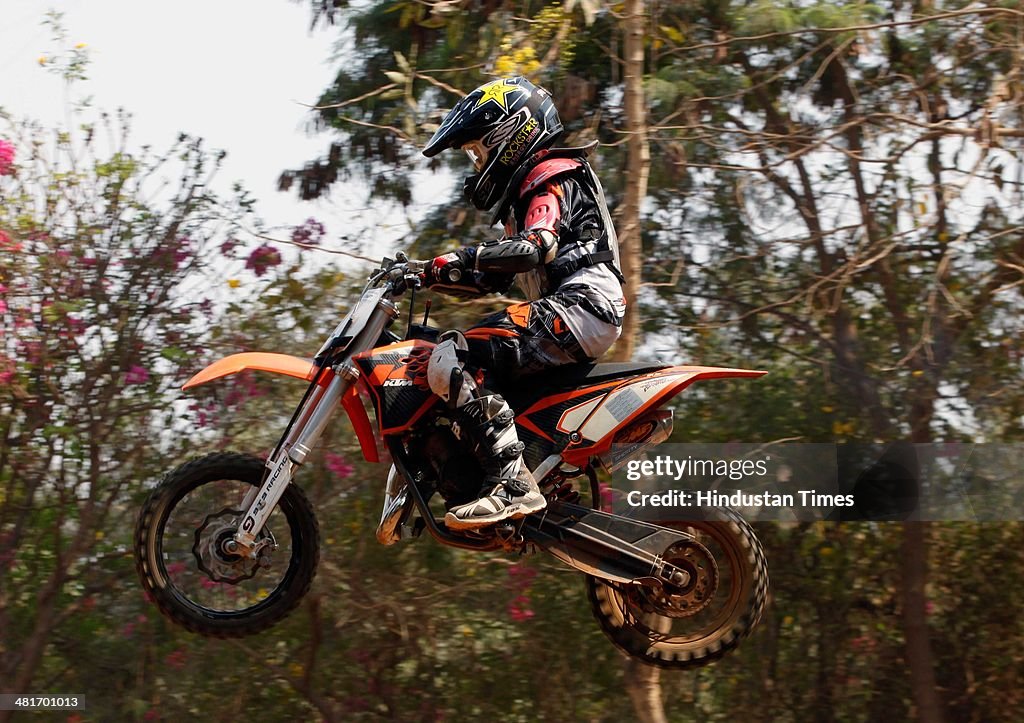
[419,77,626,531]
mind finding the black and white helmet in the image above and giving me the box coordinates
[422,77,563,212]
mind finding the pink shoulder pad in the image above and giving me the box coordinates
[524,191,560,232]
[519,158,582,195]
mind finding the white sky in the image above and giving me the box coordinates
[0,0,445,253]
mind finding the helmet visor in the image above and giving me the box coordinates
[462,140,488,171]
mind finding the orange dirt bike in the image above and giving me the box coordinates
[134,253,769,669]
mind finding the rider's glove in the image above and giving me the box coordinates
[422,247,480,296]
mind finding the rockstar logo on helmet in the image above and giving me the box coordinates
[474,79,522,112]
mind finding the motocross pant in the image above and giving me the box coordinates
[461,290,602,381]
[426,293,596,500]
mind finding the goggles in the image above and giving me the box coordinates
[462,140,488,171]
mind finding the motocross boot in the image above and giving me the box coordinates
[444,394,546,530]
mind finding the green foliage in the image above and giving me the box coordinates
[0,94,261,716]
[2,1,1022,720]
[734,0,799,36]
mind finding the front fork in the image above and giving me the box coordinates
[229,295,399,554]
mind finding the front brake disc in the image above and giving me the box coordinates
[192,508,275,584]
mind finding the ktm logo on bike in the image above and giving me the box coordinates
[367,349,431,391]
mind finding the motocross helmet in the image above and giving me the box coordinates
[422,77,563,212]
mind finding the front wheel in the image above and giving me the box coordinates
[586,504,769,669]
[134,452,320,637]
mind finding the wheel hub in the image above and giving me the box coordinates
[192,508,275,584]
[635,539,719,618]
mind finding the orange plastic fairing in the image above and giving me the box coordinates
[343,384,380,463]
[182,352,325,391]
[181,352,380,464]
[559,365,767,467]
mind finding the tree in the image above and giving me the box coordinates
[641,3,1022,719]
[0,33,261,713]
[282,2,1024,720]
[612,0,651,362]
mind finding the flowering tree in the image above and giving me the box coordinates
[0,100,261,710]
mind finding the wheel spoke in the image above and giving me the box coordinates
[134,452,319,637]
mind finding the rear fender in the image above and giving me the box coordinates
[182,352,380,463]
[560,365,766,467]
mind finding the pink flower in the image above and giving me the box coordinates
[245,243,283,277]
[224,372,264,407]
[125,365,150,384]
[325,452,354,479]
[164,649,187,670]
[291,217,326,247]
[149,236,191,269]
[0,140,14,176]
[507,563,538,590]
[508,594,535,623]
[0,300,6,315]
[0,230,22,252]
[16,340,41,364]
[220,238,240,257]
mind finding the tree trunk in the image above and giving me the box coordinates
[901,521,947,723]
[624,659,668,723]
[895,406,946,723]
[617,4,664,719]
[611,0,649,362]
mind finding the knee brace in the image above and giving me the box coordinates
[427,330,477,408]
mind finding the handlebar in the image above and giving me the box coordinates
[369,252,428,295]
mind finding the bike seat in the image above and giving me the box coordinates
[501,361,671,413]
[538,361,671,387]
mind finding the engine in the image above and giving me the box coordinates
[414,423,485,509]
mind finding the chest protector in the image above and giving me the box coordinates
[502,147,625,300]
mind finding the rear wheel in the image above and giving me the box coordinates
[135,452,319,637]
[586,493,768,669]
